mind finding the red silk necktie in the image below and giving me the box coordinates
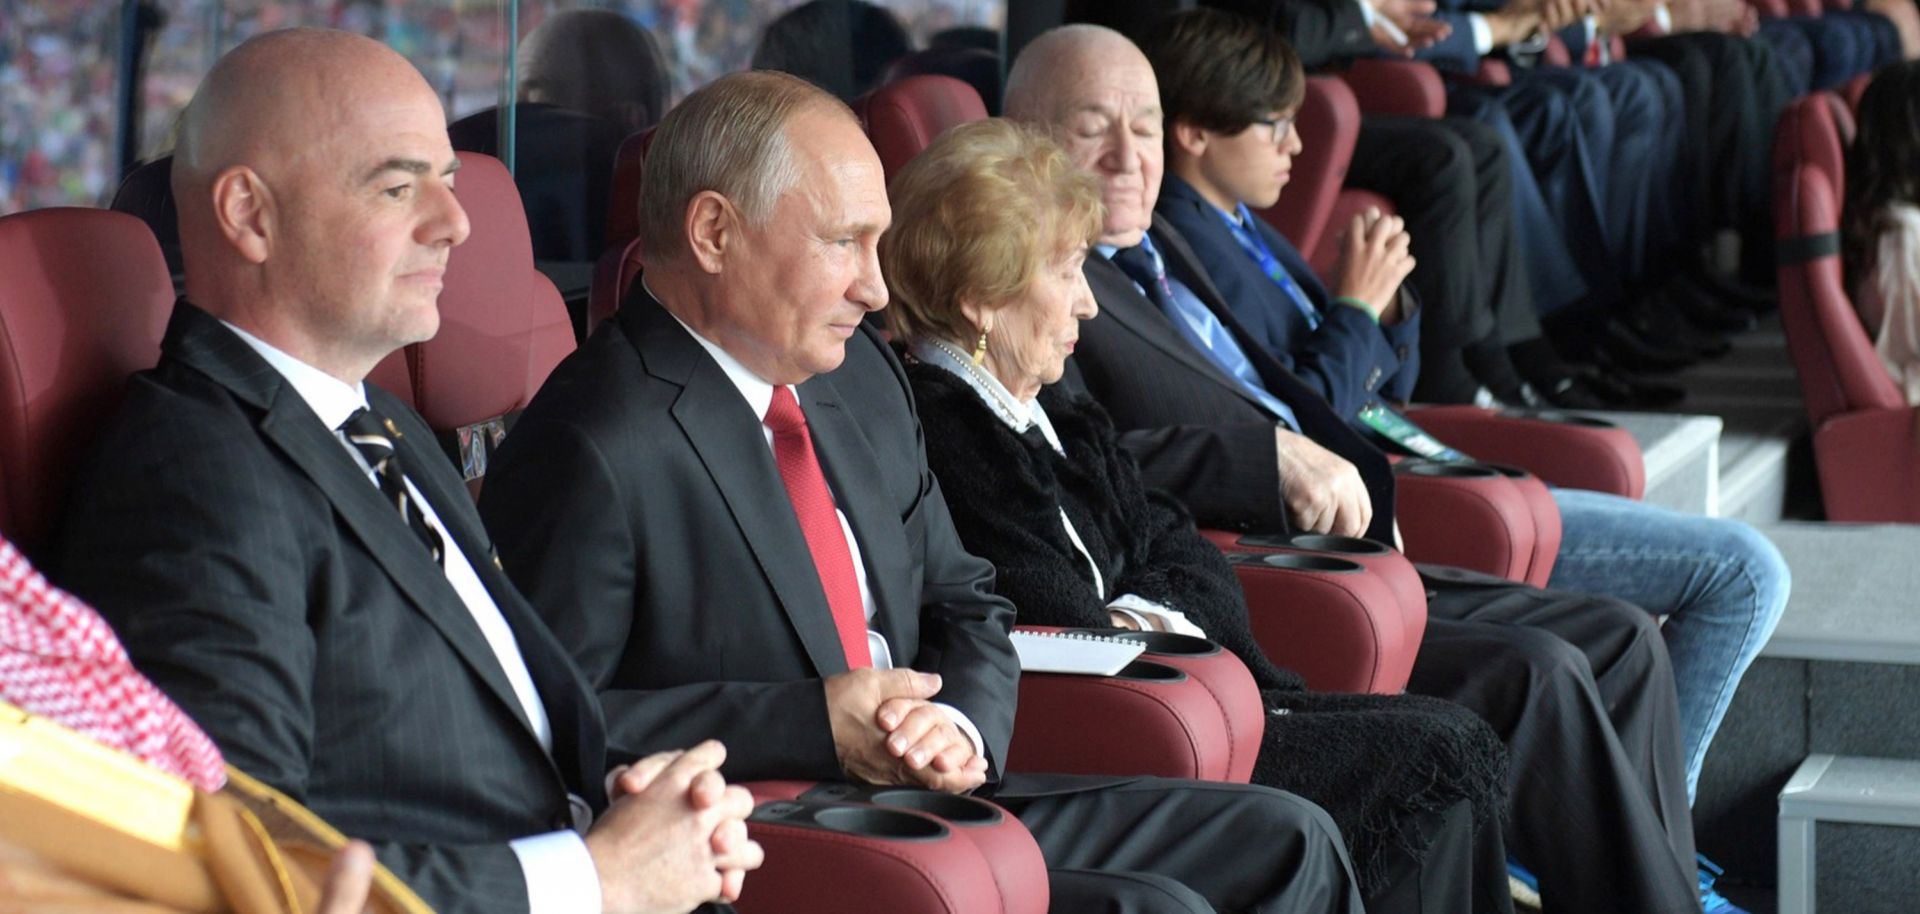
[764,386,873,668]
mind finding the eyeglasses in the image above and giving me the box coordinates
[1249,115,1296,146]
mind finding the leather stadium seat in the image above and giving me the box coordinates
[1393,461,1545,583]
[603,128,656,255]
[860,75,990,183]
[1406,405,1647,498]
[880,47,1005,116]
[1008,627,1264,782]
[0,208,172,553]
[1771,98,1920,521]
[399,153,574,496]
[740,782,1047,914]
[1200,530,1425,695]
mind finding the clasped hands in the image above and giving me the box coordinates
[827,668,989,794]
[586,740,765,914]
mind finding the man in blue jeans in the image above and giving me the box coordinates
[1142,10,1788,909]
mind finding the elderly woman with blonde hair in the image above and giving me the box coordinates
[883,118,1515,914]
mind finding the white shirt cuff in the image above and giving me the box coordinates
[1468,13,1495,54]
[931,702,988,764]
[1108,594,1209,639]
[1355,0,1381,27]
[510,830,604,914]
[1653,3,1673,32]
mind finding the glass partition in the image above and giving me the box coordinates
[0,0,1005,217]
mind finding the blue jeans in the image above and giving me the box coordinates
[1544,488,1790,802]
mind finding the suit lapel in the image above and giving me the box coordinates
[1085,248,1279,416]
[621,297,851,676]
[799,375,915,658]
[381,390,606,800]
[164,304,550,756]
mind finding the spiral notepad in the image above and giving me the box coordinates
[1010,630,1147,675]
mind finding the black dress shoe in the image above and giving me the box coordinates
[1583,363,1686,407]
[1598,319,1703,373]
[1669,274,1761,333]
[1531,374,1613,409]
[1621,294,1733,359]
[1684,269,1776,313]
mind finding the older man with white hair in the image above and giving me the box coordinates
[1008,23,1710,914]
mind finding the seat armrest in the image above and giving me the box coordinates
[1007,631,1255,782]
[1201,530,1425,655]
[1392,461,1538,582]
[1406,404,1646,498]
[1338,58,1448,118]
[739,790,1027,914]
[1813,407,1920,522]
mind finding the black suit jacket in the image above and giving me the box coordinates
[55,302,608,914]
[479,290,1022,785]
[1205,0,1378,70]
[1064,217,1396,542]
[1155,174,1423,419]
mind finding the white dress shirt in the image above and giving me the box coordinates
[908,339,1207,639]
[663,306,988,761]
[222,322,600,914]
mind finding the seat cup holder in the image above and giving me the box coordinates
[1397,461,1500,479]
[1282,533,1391,555]
[1113,659,1188,682]
[867,789,1006,826]
[1226,552,1365,574]
[751,800,950,841]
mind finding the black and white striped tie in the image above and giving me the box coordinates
[340,407,445,566]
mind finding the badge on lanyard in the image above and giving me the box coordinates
[1357,402,1467,461]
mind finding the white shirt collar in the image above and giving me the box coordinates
[219,320,369,429]
[648,278,786,420]
[908,336,1064,453]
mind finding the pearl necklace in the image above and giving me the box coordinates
[925,337,1031,432]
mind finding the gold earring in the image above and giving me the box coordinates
[971,317,992,365]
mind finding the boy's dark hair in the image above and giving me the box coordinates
[1141,7,1305,137]
[1843,61,1920,283]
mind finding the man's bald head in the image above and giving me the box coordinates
[1005,25,1164,246]
[172,27,469,384]
[1003,25,1151,123]
[174,29,434,192]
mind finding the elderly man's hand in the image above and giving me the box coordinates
[1275,427,1373,537]
[588,741,765,914]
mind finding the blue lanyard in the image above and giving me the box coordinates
[1216,203,1321,331]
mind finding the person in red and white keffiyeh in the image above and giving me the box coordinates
[0,536,227,791]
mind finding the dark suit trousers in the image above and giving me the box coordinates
[1409,580,1700,914]
[1363,801,1515,914]
[998,778,1366,913]
[1348,115,1549,402]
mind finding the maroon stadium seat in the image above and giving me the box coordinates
[400,153,574,497]
[1772,98,1920,521]
[0,208,171,552]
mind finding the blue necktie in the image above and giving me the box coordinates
[1108,242,1299,431]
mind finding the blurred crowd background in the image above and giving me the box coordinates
[0,0,1001,215]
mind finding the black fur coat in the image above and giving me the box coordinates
[909,362,1508,891]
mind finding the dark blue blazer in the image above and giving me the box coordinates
[1155,175,1422,423]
